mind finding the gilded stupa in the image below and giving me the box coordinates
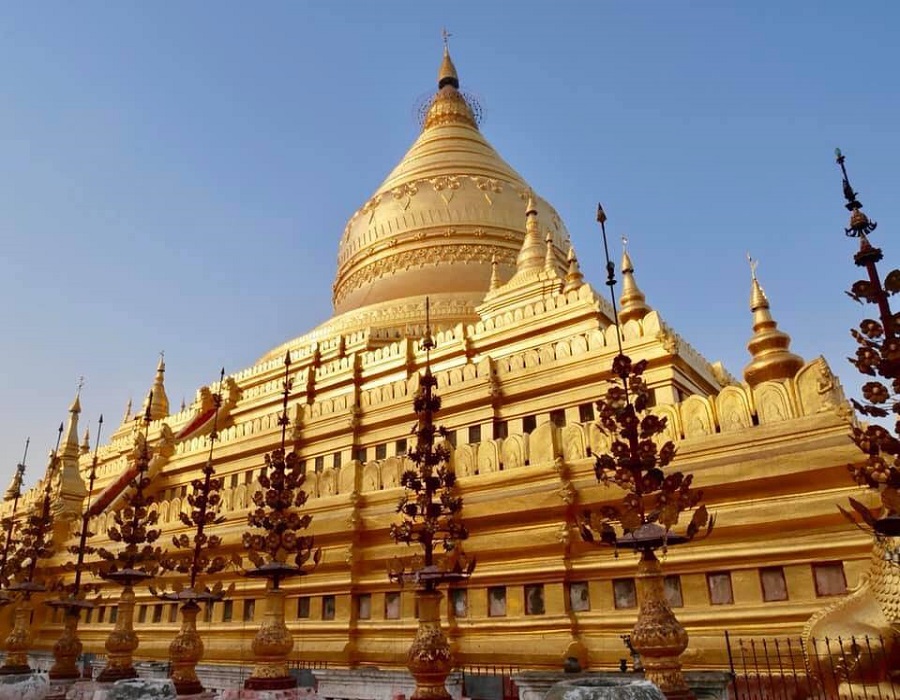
[2,45,876,690]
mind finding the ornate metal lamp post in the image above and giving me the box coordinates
[0,440,29,603]
[95,397,164,683]
[578,206,713,700]
[832,149,900,545]
[241,352,320,692]
[152,369,235,696]
[45,414,104,682]
[1,425,64,675]
[388,301,475,700]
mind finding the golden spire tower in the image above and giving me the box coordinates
[742,256,804,387]
[618,238,652,324]
[143,353,170,421]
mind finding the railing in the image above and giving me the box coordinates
[726,632,898,700]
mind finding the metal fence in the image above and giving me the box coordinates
[726,632,898,700]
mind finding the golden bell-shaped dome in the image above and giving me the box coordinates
[331,47,570,329]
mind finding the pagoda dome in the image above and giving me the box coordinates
[330,47,571,327]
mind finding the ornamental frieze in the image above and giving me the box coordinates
[334,244,518,305]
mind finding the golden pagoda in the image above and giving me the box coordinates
[4,45,880,691]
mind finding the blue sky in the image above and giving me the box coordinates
[1,2,898,485]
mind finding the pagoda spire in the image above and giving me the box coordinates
[563,246,584,294]
[618,239,652,324]
[489,254,501,292]
[544,231,560,278]
[143,352,170,421]
[514,194,545,276]
[80,427,91,456]
[742,256,804,387]
[60,381,83,462]
[438,29,459,89]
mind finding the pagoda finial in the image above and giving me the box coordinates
[835,148,877,238]
[123,396,132,422]
[143,352,170,421]
[742,257,804,387]
[563,245,585,294]
[514,193,544,275]
[61,382,83,461]
[489,254,501,292]
[618,237,652,324]
[438,28,459,89]
[544,231,559,278]
[80,427,91,456]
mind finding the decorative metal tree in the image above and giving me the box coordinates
[44,415,104,681]
[241,352,320,691]
[388,302,474,700]
[151,369,237,696]
[0,440,29,602]
[832,149,900,552]
[95,397,165,683]
[1,425,64,675]
[578,206,712,700]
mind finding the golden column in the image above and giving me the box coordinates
[578,207,713,700]
[1,427,64,675]
[154,370,233,696]
[241,352,321,692]
[47,413,105,682]
[388,299,475,700]
[96,397,165,683]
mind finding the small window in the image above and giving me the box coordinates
[204,603,214,623]
[448,431,457,448]
[110,606,118,624]
[451,589,468,618]
[813,562,847,597]
[613,579,637,609]
[568,582,590,612]
[549,409,566,427]
[297,597,310,619]
[375,444,387,460]
[243,599,256,622]
[230,474,238,488]
[353,447,367,463]
[493,420,508,440]
[168,603,178,623]
[138,605,148,623]
[357,593,372,620]
[664,575,684,608]
[97,606,106,624]
[522,415,537,434]
[488,586,507,617]
[314,456,325,473]
[468,425,482,444]
[222,600,234,622]
[322,595,336,620]
[396,438,408,455]
[578,403,595,423]
[244,471,253,485]
[333,452,342,469]
[707,572,735,605]
[85,607,93,623]
[384,592,401,619]
[760,567,789,602]
[180,485,187,498]
[524,584,545,615]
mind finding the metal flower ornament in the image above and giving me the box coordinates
[242,353,321,586]
[240,351,320,692]
[834,149,900,545]
[579,354,713,551]
[577,204,712,700]
[388,318,474,589]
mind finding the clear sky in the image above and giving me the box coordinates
[1,2,898,487]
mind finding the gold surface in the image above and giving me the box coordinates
[97,585,139,682]
[49,608,82,680]
[407,591,453,700]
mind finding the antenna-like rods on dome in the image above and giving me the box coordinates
[72,413,103,596]
[278,352,293,452]
[597,203,629,399]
